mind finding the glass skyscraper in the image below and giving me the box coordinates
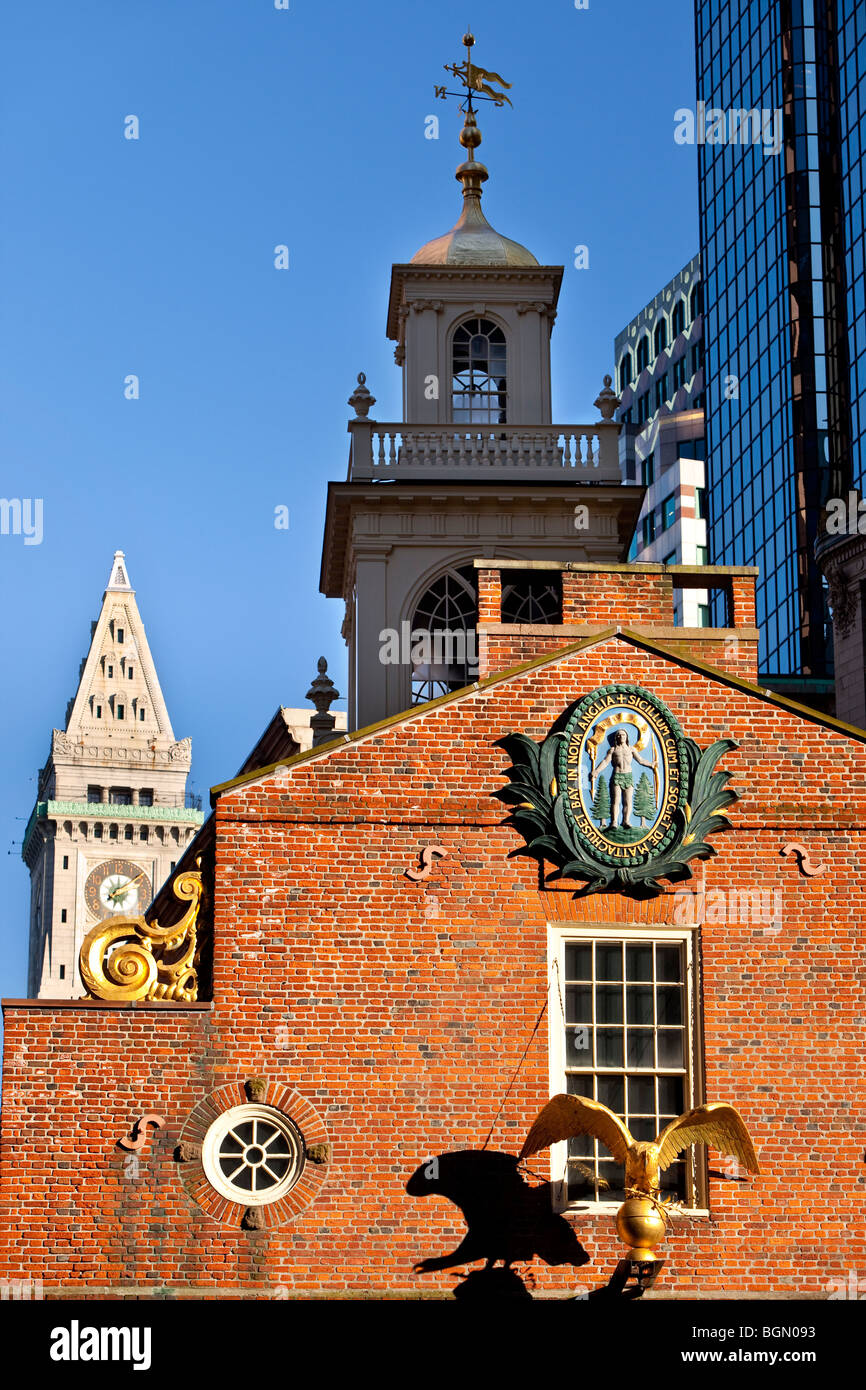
[614,258,711,627]
[838,1,866,495]
[696,0,866,690]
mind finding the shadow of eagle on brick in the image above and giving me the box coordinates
[406,1150,589,1274]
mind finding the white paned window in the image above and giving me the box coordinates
[202,1105,305,1206]
[546,926,704,1212]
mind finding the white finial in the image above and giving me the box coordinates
[106,549,132,591]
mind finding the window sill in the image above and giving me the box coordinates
[562,1201,710,1218]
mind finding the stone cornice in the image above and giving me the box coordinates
[320,482,641,596]
[49,730,192,767]
[211,626,866,805]
[387,263,563,340]
[819,532,866,581]
[35,799,204,821]
[390,264,563,278]
[22,800,205,863]
[473,558,760,576]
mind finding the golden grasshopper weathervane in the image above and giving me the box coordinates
[436,30,513,111]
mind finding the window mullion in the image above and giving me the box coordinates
[591,942,599,1199]
[556,929,695,1211]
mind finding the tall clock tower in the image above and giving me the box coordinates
[22,551,205,998]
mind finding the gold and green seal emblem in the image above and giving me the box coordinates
[495,684,738,897]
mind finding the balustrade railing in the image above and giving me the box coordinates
[347,421,621,482]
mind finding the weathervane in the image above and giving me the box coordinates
[434,30,513,110]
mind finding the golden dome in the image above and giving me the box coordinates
[410,110,538,268]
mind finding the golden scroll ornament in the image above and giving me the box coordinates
[79,867,203,1002]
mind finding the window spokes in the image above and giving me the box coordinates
[452,317,507,424]
[501,573,562,624]
[203,1104,305,1206]
[411,564,478,705]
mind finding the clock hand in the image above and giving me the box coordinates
[108,872,144,903]
[108,886,135,906]
[110,881,141,903]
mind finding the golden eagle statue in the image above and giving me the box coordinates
[519,1094,760,1199]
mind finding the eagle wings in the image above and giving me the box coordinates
[519,1094,759,1197]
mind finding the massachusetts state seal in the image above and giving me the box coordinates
[494,684,738,897]
[557,686,687,868]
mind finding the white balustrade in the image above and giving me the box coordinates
[348,422,621,482]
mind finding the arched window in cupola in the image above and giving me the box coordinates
[451,318,507,425]
[410,565,478,705]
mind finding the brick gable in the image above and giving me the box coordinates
[2,636,864,1297]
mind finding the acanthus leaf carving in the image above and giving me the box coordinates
[826,569,859,638]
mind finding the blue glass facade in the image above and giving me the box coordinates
[696,0,862,678]
[839,0,866,494]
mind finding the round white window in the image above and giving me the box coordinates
[201,1105,305,1206]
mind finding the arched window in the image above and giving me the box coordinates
[672,298,685,340]
[636,334,650,374]
[690,283,703,320]
[501,572,562,623]
[618,351,632,393]
[410,565,478,704]
[452,318,507,424]
[654,318,668,357]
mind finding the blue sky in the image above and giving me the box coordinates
[0,0,697,996]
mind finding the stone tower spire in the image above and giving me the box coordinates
[22,552,204,999]
[63,550,175,744]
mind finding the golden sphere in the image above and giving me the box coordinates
[615,1198,666,1257]
[463,31,475,47]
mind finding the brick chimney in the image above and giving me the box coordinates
[475,560,760,683]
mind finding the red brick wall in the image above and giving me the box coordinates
[479,630,760,684]
[476,565,760,684]
[561,568,673,625]
[476,567,501,623]
[664,634,758,680]
[731,575,757,628]
[1,636,863,1298]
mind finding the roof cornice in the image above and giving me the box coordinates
[319,481,642,597]
[387,263,564,340]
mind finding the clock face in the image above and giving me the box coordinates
[84,858,152,920]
